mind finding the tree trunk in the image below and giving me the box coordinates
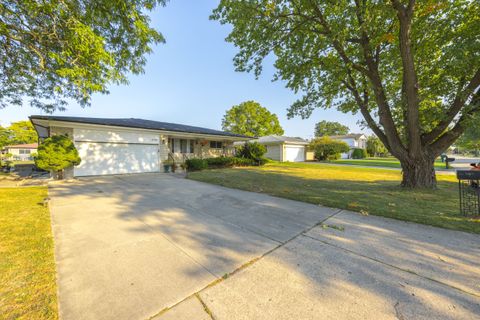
[399,156,437,188]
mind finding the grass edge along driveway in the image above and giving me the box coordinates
[0,187,58,320]
[188,162,479,234]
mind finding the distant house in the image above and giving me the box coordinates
[2,143,38,161]
[254,135,309,162]
[330,134,367,159]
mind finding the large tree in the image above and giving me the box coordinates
[0,0,166,112]
[0,120,37,147]
[6,121,37,145]
[222,101,284,137]
[212,0,480,188]
[314,120,349,137]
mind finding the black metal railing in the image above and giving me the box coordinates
[457,170,480,216]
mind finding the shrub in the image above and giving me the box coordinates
[351,148,368,159]
[35,135,81,179]
[236,142,266,161]
[205,157,235,168]
[185,158,208,171]
[186,156,263,171]
[309,137,350,161]
[232,157,257,166]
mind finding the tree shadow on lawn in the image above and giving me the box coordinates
[189,168,479,234]
[48,174,480,319]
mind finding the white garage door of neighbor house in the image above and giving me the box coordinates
[73,129,160,176]
[285,145,305,162]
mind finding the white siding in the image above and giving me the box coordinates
[340,138,356,148]
[265,145,281,161]
[74,128,159,145]
[159,142,169,161]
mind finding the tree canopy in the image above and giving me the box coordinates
[0,120,37,148]
[0,0,167,112]
[456,115,480,155]
[314,120,349,137]
[222,101,284,137]
[212,0,480,188]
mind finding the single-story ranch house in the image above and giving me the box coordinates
[252,135,309,162]
[30,116,250,177]
[1,143,38,161]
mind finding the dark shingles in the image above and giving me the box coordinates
[30,115,251,138]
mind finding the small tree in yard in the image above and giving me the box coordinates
[366,136,388,157]
[351,148,368,159]
[309,137,350,161]
[236,142,267,163]
[35,135,81,179]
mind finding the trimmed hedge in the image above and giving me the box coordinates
[351,148,368,159]
[185,158,208,171]
[185,156,261,171]
[205,157,235,168]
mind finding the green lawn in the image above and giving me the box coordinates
[0,187,58,319]
[188,162,479,234]
[327,157,448,169]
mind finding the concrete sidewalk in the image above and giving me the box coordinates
[188,212,480,320]
[49,174,480,320]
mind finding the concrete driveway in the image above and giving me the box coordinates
[49,174,480,320]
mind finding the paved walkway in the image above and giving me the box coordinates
[48,174,480,320]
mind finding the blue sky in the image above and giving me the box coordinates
[0,0,366,139]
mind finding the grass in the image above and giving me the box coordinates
[0,187,58,319]
[188,161,480,234]
[327,157,448,169]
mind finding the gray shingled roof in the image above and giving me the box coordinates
[256,135,308,145]
[30,115,251,138]
[329,134,366,140]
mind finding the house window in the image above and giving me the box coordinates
[180,139,188,154]
[19,149,31,154]
[169,138,175,153]
[210,141,223,149]
[189,140,195,153]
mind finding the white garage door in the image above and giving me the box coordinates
[285,145,305,162]
[73,129,160,176]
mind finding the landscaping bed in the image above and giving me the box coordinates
[188,162,479,234]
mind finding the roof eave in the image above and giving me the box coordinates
[30,117,251,141]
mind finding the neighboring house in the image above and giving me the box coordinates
[330,134,367,159]
[254,135,309,162]
[1,143,38,161]
[30,116,249,177]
